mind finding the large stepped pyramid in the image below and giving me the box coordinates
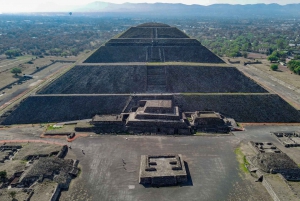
[2,22,300,125]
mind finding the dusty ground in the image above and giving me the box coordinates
[0,160,26,178]
[0,188,28,201]
[13,143,61,160]
[247,52,267,59]
[0,55,75,88]
[264,174,299,200]
[223,55,300,90]
[30,180,58,201]
[251,60,300,89]
[0,58,77,108]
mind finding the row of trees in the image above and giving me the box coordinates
[267,51,287,63]
[287,60,300,74]
[4,49,22,58]
[185,17,300,58]
[0,15,127,57]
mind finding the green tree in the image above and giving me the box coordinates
[270,64,278,71]
[0,170,7,182]
[276,39,286,50]
[287,60,300,74]
[61,52,68,57]
[11,67,22,76]
[268,55,279,63]
[295,66,300,75]
[5,49,21,58]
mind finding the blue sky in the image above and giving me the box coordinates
[0,0,298,13]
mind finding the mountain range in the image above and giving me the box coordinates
[71,2,300,17]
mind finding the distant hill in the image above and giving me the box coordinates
[75,2,300,17]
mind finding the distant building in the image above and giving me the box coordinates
[258,48,268,54]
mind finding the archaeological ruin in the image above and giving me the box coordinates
[272,131,300,147]
[139,154,187,186]
[87,99,232,134]
[0,143,79,200]
[1,22,300,130]
[249,141,300,181]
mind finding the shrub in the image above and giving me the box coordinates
[10,67,22,76]
[0,170,7,181]
[270,64,278,71]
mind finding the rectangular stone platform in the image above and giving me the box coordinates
[139,154,187,186]
[272,131,300,147]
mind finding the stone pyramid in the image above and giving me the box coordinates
[2,23,300,124]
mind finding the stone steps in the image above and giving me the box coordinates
[146,65,167,92]
[147,66,165,75]
[146,47,164,62]
[147,75,166,85]
[147,85,167,92]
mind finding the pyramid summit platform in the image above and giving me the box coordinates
[1,23,300,126]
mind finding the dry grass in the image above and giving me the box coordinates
[251,60,300,89]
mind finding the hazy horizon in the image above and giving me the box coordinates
[0,0,298,13]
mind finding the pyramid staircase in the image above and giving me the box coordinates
[146,66,167,93]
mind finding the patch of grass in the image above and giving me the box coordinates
[47,125,63,131]
[20,160,27,164]
[77,167,82,177]
[234,147,249,173]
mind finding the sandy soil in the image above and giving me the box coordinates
[252,60,300,89]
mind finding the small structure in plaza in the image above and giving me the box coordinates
[272,131,300,147]
[249,141,300,181]
[188,111,231,133]
[125,100,190,134]
[139,154,188,186]
[250,141,281,154]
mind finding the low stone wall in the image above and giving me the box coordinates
[84,45,224,63]
[49,183,60,201]
[175,94,300,123]
[262,177,281,201]
[167,66,266,93]
[38,65,147,94]
[84,46,147,63]
[1,95,129,125]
